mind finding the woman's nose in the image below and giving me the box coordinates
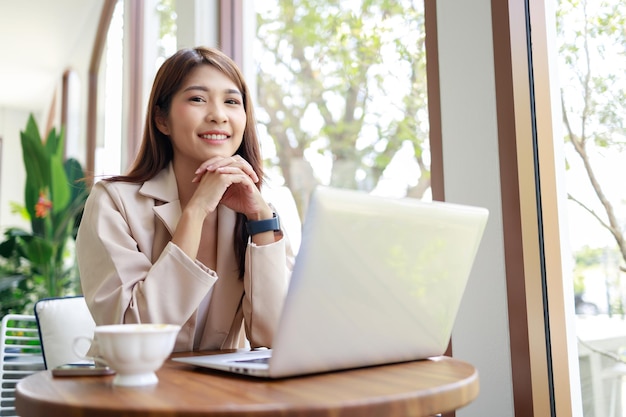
[206,101,227,123]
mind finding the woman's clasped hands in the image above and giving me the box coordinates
[190,155,270,220]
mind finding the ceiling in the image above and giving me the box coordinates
[0,0,104,112]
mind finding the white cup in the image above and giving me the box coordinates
[74,323,180,387]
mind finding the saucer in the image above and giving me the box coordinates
[113,372,158,387]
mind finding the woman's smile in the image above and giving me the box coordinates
[199,130,230,143]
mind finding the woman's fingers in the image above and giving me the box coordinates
[192,165,254,184]
[193,156,259,183]
[190,166,261,215]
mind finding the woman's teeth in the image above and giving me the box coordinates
[200,134,227,140]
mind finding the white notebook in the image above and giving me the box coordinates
[174,186,489,378]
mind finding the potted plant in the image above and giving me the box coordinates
[0,114,89,317]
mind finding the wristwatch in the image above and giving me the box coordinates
[246,213,281,235]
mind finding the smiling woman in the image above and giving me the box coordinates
[75,46,296,355]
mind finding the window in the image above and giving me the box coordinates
[253,0,430,218]
[94,0,177,179]
[557,0,626,415]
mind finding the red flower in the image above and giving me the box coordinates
[35,191,53,218]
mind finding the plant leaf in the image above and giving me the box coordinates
[20,114,50,220]
[21,236,53,267]
[64,158,87,203]
[50,151,71,214]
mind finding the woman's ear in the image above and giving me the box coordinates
[154,107,170,135]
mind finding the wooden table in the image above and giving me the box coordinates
[16,351,479,417]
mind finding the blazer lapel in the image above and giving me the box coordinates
[139,164,181,258]
[140,164,180,231]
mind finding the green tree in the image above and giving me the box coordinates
[255,0,429,215]
[557,0,626,314]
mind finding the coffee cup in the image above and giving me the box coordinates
[74,323,180,387]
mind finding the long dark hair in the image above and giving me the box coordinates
[108,46,263,277]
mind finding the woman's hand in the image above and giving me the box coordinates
[191,155,272,220]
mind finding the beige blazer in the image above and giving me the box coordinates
[76,164,295,352]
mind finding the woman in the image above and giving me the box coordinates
[76,47,295,352]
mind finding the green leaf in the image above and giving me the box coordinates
[63,161,89,240]
[22,236,54,268]
[50,152,71,214]
[64,158,87,203]
[0,236,17,258]
[20,115,51,220]
[8,201,30,220]
[22,114,41,145]
[44,126,64,158]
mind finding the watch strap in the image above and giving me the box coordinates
[246,213,280,235]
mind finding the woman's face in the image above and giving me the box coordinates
[157,64,247,167]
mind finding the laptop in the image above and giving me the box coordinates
[174,186,489,378]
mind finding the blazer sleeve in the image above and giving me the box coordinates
[243,227,296,348]
[76,182,216,339]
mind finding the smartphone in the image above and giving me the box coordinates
[52,363,116,377]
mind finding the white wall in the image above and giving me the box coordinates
[436,1,515,416]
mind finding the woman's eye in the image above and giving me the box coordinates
[190,96,205,103]
[225,98,241,105]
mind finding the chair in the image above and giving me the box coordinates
[34,296,96,370]
[579,337,626,417]
[604,361,626,417]
[0,314,44,417]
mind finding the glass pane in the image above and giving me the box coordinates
[557,0,626,415]
[96,0,124,179]
[254,0,430,218]
[95,0,177,178]
[155,0,177,67]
